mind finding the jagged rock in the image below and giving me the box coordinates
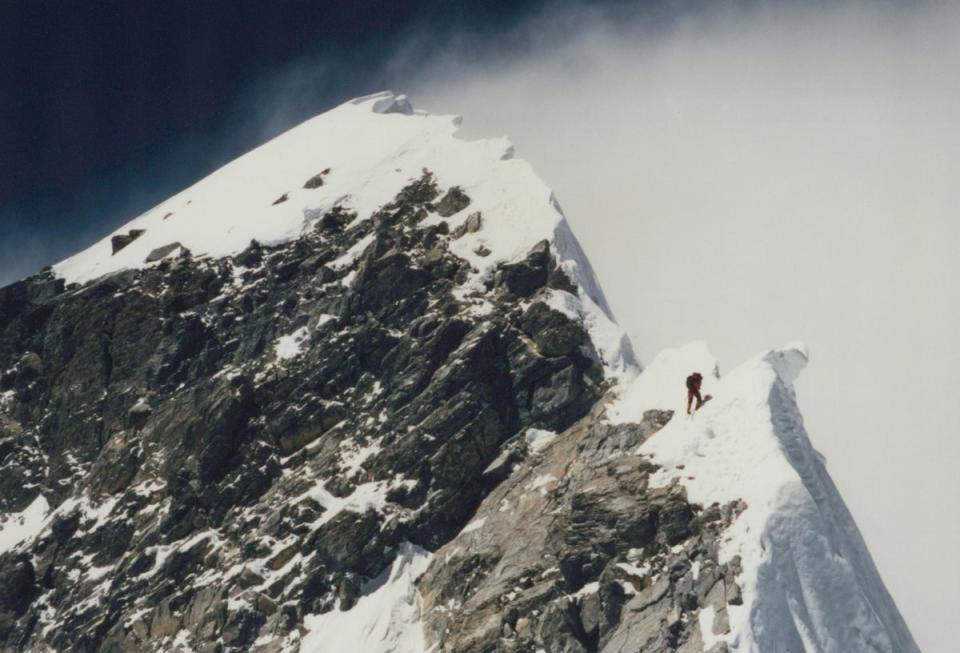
[145,241,186,263]
[0,441,42,513]
[337,574,362,611]
[317,206,355,232]
[435,186,471,217]
[269,400,346,454]
[496,239,552,298]
[306,509,390,578]
[520,301,585,357]
[352,248,429,316]
[423,244,446,266]
[548,266,579,294]
[128,399,153,430]
[267,543,299,571]
[578,421,650,458]
[235,239,263,267]
[111,228,146,254]
[579,590,602,642]
[726,580,743,605]
[95,441,141,496]
[656,490,697,545]
[712,606,731,635]
[303,168,330,189]
[452,211,483,238]
[640,409,675,437]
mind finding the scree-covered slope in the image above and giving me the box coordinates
[0,93,916,653]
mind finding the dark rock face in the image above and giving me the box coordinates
[0,413,46,512]
[521,302,587,357]
[0,171,610,651]
[145,242,186,263]
[433,186,471,217]
[0,553,36,641]
[302,168,330,189]
[496,239,553,298]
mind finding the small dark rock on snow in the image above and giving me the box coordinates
[110,228,146,254]
[434,186,471,217]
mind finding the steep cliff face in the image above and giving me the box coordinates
[0,93,917,653]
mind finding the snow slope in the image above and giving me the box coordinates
[299,543,431,653]
[0,494,49,556]
[53,91,637,382]
[609,342,919,652]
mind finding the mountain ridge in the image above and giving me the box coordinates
[0,92,917,653]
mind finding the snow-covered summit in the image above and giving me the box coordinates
[608,342,919,652]
[53,90,637,380]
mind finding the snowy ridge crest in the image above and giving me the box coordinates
[608,342,919,652]
[52,91,637,381]
[758,346,918,653]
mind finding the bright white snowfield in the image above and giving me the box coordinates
[299,543,431,653]
[0,494,49,556]
[45,93,917,652]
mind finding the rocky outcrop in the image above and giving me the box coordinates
[302,169,330,190]
[110,229,146,254]
[452,211,483,239]
[145,243,187,263]
[419,399,744,653]
[433,186,471,217]
[0,172,621,652]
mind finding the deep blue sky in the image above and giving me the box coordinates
[2,0,643,285]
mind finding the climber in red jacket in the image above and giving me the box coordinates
[686,372,704,414]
